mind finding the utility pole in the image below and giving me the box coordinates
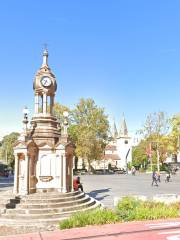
[157,114,160,172]
[157,142,160,172]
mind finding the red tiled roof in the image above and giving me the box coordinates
[105,145,117,151]
[104,154,120,160]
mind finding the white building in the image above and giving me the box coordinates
[104,116,132,170]
[76,115,132,171]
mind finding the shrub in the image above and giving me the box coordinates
[116,197,178,221]
[116,196,141,221]
[59,197,180,230]
[59,208,120,229]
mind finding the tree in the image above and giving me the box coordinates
[0,132,20,167]
[53,103,70,124]
[138,111,170,170]
[168,114,180,158]
[139,111,169,140]
[132,140,148,169]
[53,103,71,132]
[69,98,109,171]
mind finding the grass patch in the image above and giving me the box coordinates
[59,197,180,229]
[59,208,119,229]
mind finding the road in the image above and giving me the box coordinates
[0,175,14,191]
[81,172,180,208]
[0,173,180,208]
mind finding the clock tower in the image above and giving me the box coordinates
[13,49,74,195]
[31,49,60,145]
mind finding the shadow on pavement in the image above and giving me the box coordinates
[88,188,111,201]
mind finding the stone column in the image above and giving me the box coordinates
[62,154,67,193]
[59,155,62,192]
[34,94,39,114]
[50,95,54,115]
[23,154,29,195]
[71,157,74,191]
[43,93,47,114]
[13,154,19,194]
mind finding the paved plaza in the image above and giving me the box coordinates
[81,172,180,208]
[0,173,180,209]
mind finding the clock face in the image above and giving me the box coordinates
[41,76,52,87]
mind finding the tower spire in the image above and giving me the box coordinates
[113,118,118,139]
[42,44,48,66]
[119,113,128,137]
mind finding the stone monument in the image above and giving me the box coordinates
[13,49,74,195]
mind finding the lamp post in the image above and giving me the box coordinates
[63,111,69,135]
[23,106,29,134]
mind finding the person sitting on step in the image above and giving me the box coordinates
[73,176,83,192]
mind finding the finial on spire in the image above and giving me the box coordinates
[42,43,48,66]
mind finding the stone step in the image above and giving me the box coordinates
[23,191,80,199]
[20,192,85,204]
[1,198,96,219]
[0,201,101,227]
[0,197,14,202]
[6,196,90,214]
[0,196,20,210]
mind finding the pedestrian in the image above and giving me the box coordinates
[151,170,158,186]
[165,172,171,182]
[157,171,161,182]
[131,166,136,176]
[73,176,84,192]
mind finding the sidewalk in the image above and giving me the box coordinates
[1,218,180,240]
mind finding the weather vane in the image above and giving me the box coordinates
[43,43,48,51]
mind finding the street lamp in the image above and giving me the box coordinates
[63,111,69,135]
[23,106,29,133]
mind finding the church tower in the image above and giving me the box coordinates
[13,50,74,195]
[116,115,132,170]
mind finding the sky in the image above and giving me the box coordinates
[0,0,180,138]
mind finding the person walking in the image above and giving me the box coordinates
[131,166,136,176]
[157,171,161,182]
[165,172,171,183]
[151,170,158,186]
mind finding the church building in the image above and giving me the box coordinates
[105,116,132,170]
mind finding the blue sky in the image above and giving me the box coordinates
[0,0,180,137]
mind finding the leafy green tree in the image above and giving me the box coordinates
[53,103,70,124]
[139,111,169,139]
[166,114,180,161]
[132,141,148,169]
[69,98,109,171]
[138,112,170,170]
[53,103,71,133]
[0,132,19,167]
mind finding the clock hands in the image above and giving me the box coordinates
[44,79,48,85]
[41,76,51,87]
